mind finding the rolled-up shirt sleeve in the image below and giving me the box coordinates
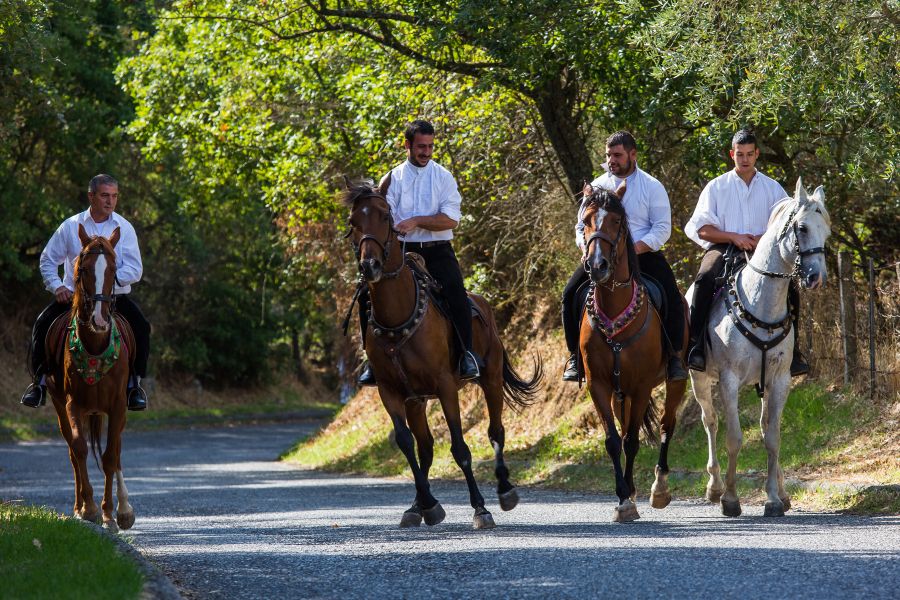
[40,223,69,293]
[684,182,719,249]
[438,171,462,222]
[641,181,671,252]
[115,222,143,288]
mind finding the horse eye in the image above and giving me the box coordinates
[798,224,808,233]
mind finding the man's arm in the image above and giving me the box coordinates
[637,180,671,254]
[40,223,70,300]
[395,214,458,234]
[697,225,758,250]
[115,222,143,287]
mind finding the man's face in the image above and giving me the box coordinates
[405,133,434,167]
[88,184,118,221]
[730,143,759,175]
[605,144,637,177]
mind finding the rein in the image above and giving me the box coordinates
[74,246,116,326]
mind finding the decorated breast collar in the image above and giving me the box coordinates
[587,279,645,339]
[68,317,121,385]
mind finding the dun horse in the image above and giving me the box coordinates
[689,179,830,517]
[45,224,135,532]
[344,183,542,529]
[580,189,688,522]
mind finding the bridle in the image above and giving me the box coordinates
[745,203,826,280]
[345,193,404,280]
[74,244,116,325]
[583,206,630,289]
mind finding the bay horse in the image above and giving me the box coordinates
[580,188,688,522]
[45,224,135,532]
[343,182,542,529]
[688,179,830,517]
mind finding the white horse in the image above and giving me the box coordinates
[688,178,831,517]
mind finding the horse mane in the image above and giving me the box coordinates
[340,180,381,208]
[585,189,641,278]
[767,193,832,233]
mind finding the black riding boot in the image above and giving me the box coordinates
[459,350,481,380]
[562,354,579,381]
[356,291,377,387]
[20,375,46,408]
[687,302,709,372]
[127,375,148,411]
[789,319,810,377]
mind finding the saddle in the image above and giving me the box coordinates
[45,311,135,375]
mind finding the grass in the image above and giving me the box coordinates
[0,503,143,600]
[285,381,899,514]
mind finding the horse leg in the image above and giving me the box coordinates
[651,379,687,509]
[66,409,99,523]
[620,414,642,523]
[437,380,494,530]
[102,409,133,531]
[761,380,790,517]
[481,378,518,511]
[691,372,725,503]
[589,381,635,522]
[53,402,84,517]
[380,388,442,528]
[400,401,434,528]
[718,375,743,517]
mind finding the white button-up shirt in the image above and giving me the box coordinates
[385,159,462,243]
[684,169,788,249]
[576,165,672,252]
[40,209,143,295]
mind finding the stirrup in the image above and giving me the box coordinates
[790,352,810,377]
[687,345,706,372]
[20,383,46,408]
[562,354,579,382]
[459,351,480,381]
[357,362,377,387]
[127,386,148,411]
[667,356,689,381]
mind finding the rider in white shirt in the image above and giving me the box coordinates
[356,120,480,385]
[562,131,688,382]
[683,129,808,376]
[20,174,151,410]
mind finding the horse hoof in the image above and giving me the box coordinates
[612,500,640,523]
[102,519,119,534]
[422,502,446,526]
[721,499,742,517]
[473,511,496,530]
[498,488,519,512]
[706,487,724,503]
[764,501,785,517]
[399,510,423,528]
[781,497,792,511]
[650,491,671,509]
[116,511,135,530]
[81,511,101,524]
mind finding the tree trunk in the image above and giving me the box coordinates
[531,77,595,202]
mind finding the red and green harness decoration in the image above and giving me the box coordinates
[67,316,121,385]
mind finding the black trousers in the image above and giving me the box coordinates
[562,251,685,354]
[360,241,473,351]
[30,295,151,379]
[688,243,800,345]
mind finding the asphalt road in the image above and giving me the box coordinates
[2,422,898,599]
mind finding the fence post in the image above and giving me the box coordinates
[837,251,857,385]
[868,258,876,399]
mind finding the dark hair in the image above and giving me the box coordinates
[605,131,637,152]
[404,120,435,143]
[88,174,118,194]
[731,128,757,148]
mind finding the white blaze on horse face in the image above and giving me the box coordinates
[588,209,609,268]
[92,254,109,329]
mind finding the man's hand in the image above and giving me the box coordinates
[634,241,652,255]
[54,286,72,303]
[731,233,758,251]
[395,217,421,235]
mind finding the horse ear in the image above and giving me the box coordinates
[812,185,825,204]
[108,226,120,248]
[78,223,91,246]
[582,182,593,199]
[794,177,809,205]
[614,180,627,199]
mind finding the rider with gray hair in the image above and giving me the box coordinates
[684,129,808,375]
[20,174,151,410]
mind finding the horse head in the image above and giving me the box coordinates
[581,188,634,285]
[74,223,120,333]
[774,178,832,289]
[342,181,396,283]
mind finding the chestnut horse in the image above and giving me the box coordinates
[343,183,542,529]
[45,224,135,532]
[580,189,688,522]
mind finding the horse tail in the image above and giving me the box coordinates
[501,349,543,410]
[88,414,104,471]
[642,397,659,445]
